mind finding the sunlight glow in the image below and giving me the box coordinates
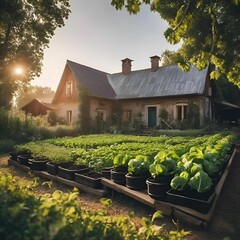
[15,67,24,75]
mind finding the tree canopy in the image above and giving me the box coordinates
[15,85,55,109]
[0,0,70,109]
[111,0,240,87]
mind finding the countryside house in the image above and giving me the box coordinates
[22,56,213,130]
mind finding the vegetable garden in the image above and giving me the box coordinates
[13,133,234,202]
[4,132,239,238]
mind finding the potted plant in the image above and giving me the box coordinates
[146,150,178,201]
[167,169,215,213]
[125,155,150,190]
[111,154,130,185]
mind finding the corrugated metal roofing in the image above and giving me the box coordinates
[107,65,208,99]
[67,60,208,100]
[67,60,116,99]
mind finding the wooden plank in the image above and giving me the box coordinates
[8,159,107,197]
[101,178,155,208]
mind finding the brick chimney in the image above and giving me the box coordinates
[150,55,161,72]
[121,58,133,74]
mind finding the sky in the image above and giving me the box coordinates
[32,0,180,91]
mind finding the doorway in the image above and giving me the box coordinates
[148,107,157,128]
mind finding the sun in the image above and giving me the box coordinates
[15,67,24,75]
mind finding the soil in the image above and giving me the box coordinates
[1,152,240,240]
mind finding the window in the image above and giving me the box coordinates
[66,81,73,96]
[176,104,188,120]
[67,110,72,123]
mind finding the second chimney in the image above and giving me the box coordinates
[150,55,161,72]
[121,58,133,74]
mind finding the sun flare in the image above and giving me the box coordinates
[15,67,24,75]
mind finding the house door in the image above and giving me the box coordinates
[148,107,157,127]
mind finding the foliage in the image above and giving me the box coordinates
[0,174,190,240]
[77,86,90,134]
[0,108,38,142]
[15,85,55,109]
[128,155,151,175]
[212,77,240,105]
[0,139,16,155]
[111,0,240,86]
[113,154,130,168]
[170,135,233,192]
[188,171,212,193]
[149,150,179,178]
[0,0,70,109]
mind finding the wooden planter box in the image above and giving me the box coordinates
[75,171,103,189]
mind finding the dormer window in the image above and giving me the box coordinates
[66,81,73,96]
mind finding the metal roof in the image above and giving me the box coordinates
[67,60,208,100]
[107,65,208,99]
[67,60,116,99]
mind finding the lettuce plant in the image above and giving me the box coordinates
[128,155,150,176]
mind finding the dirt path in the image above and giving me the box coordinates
[0,153,240,240]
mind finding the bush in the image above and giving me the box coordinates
[0,139,16,154]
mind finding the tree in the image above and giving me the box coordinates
[111,0,240,87]
[15,85,55,109]
[160,49,181,66]
[0,0,71,109]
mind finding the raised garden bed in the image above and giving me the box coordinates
[28,158,48,171]
[75,171,103,189]
[17,154,32,166]
[58,163,90,181]
[167,188,216,213]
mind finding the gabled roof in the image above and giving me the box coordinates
[66,60,208,100]
[107,65,208,99]
[21,97,55,110]
[67,60,116,99]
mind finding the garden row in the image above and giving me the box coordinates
[11,133,235,214]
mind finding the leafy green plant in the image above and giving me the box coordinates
[149,150,179,179]
[188,171,212,193]
[170,171,190,191]
[0,173,190,240]
[113,154,130,170]
[128,155,150,175]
